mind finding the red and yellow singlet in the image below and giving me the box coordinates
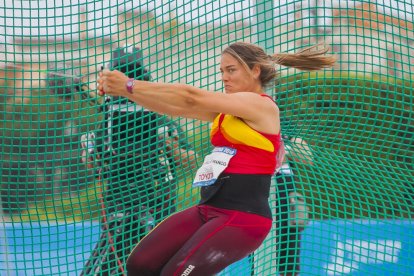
[210,113,282,175]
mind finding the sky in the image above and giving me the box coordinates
[0,0,412,42]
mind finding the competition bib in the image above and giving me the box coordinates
[193,147,237,187]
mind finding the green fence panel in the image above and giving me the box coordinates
[0,1,412,275]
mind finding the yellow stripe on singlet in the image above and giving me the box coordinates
[211,114,274,152]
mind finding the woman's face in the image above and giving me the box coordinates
[220,53,260,94]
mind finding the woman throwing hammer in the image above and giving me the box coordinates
[98,42,335,276]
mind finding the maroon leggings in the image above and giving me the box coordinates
[126,204,272,276]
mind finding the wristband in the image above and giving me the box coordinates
[126,78,135,94]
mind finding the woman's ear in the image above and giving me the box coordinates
[252,64,261,80]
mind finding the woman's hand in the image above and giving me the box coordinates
[97,69,130,97]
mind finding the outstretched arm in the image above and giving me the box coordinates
[98,70,218,121]
[98,70,280,134]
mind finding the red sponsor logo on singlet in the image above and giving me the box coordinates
[198,172,213,181]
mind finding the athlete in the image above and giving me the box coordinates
[97,42,336,275]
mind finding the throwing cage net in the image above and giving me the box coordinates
[0,1,412,275]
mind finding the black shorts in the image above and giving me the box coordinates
[275,172,301,274]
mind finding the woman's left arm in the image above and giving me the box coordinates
[98,70,279,133]
[98,70,218,121]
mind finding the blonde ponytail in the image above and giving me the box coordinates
[272,44,336,71]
